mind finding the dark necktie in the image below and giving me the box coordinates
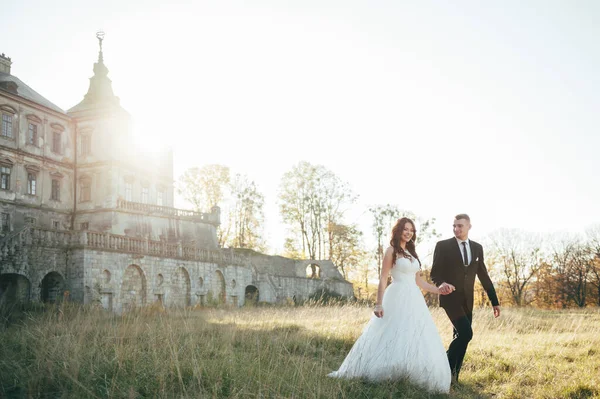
[461,241,469,266]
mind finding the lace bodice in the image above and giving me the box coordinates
[390,255,419,281]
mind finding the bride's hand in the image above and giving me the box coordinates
[438,283,456,295]
[374,304,383,318]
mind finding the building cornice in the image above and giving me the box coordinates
[0,199,73,214]
[0,144,75,169]
[0,90,72,122]
[77,160,174,181]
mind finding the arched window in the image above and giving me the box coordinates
[306,264,321,279]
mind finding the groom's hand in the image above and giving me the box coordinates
[493,305,501,318]
[438,283,454,295]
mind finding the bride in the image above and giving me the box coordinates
[328,217,453,393]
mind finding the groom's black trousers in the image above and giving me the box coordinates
[444,301,473,380]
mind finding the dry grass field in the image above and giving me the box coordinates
[0,304,599,398]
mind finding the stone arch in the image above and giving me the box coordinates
[172,267,191,307]
[0,273,31,306]
[120,265,147,310]
[213,270,226,304]
[306,264,321,279]
[245,285,259,304]
[41,272,65,303]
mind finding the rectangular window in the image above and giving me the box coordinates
[0,166,10,190]
[157,189,164,206]
[25,217,36,226]
[52,220,60,229]
[81,135,91,156]
[80,179,91,202]
[141,187,149,204]
[1,114,12,138]
[28,123,38,146]
[52,131,61,154]
[51,179,60,201]
[27,173,37,195]
[1,213,9,232]
[125,182,133,201]
[80,222,89,230]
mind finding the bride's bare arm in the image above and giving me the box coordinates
[415,272,453,294]
[374,247,395,317]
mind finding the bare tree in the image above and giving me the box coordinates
[550,234,593,308]
[487,229,543,306]
[329,223,365,280]
[279,161,357,278]
[228,173,266,251]
[177,165,230,211]
[585,225,600,306]
[177,164,231,246]
[369,204,400,279]
[369,206,439,279]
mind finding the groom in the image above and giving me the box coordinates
[431,214,500,383]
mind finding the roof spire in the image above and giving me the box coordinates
[96,30,105,63]
[67,31,121,114]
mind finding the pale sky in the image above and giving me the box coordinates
[2,0,599,257]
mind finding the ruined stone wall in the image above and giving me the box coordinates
[0,242,82,303]
[1,228,354,310]
[233,249,299,277]
[80,249,252,312]
[231,249,354,303]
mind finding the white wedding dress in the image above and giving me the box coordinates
[328,255,451,393]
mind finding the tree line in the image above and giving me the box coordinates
[178,161,600,308]
[481,228,600,308]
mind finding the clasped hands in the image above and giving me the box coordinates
[438,282,456,295]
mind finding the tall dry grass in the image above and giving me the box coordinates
[0,303,599,398]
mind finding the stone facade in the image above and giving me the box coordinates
[0,39,353,311]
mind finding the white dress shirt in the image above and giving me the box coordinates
[455,237,472,265]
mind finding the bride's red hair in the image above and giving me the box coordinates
[390,217,421,268]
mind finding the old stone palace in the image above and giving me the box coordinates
[0,36,352,312]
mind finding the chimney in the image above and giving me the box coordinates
[0,54,12,74]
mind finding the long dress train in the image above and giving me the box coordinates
[328,256,451,393]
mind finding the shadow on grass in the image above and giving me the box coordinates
[0,305,490,399]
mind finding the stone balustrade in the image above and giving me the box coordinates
[1,227,246,266]
[115,199,216,223]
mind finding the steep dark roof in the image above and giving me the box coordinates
[0,71,66,114]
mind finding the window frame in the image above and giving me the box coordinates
[27,172,37,195]
[0,165,11,190]
[157,188,165,206]
[52,131,62,154]
[81,134,92,157]
[27,122,39,146]
[1,212,10,233]
[124,181,133,201]
[51,178,61,201]
[141,186,149,204]
[1,113,13,139]
[80,178,92,202]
